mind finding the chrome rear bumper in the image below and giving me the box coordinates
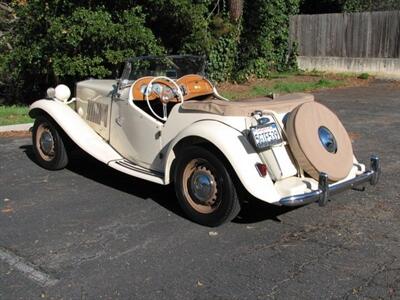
[279,156,381,207]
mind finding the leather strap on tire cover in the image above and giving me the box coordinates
[286,102,353,182]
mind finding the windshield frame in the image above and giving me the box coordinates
[120,55,206,86]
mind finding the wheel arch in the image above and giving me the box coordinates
[168,135,227,182]
[29,100,122,164]
[29,107,50,119]
[30,107,74,150]
[163,120,279,203]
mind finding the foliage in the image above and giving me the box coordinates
[135,0,238,82]
[0,1,12,33]
[1,0,302,104]
[0,1,13,101]
[206,15,241,82]
[1,1,163,103]
[358,72,369,79]
[137,0,212,55]
[343,0,400,12]
[236,0,300,81]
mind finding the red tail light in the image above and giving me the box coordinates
[256,163,268,177]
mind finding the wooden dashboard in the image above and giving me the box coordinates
[131,74,214,102]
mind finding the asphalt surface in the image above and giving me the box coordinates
[0,81,399,299]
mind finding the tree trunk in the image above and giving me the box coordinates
[229,0,243,22]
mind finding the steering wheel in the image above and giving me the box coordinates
[146,76,184,121]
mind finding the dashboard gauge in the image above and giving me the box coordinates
[140,84,149,95]
[152,83,163,95]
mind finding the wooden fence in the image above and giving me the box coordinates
[290,10,400,59]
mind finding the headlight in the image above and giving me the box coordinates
[54,84,71,102]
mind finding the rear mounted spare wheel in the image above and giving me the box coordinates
[286,102,353,182]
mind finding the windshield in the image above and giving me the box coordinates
[122,55,206,82]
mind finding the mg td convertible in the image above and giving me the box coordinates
[29,55,381,226]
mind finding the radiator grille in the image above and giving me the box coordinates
[86,101,108,127]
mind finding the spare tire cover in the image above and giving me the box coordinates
[286,102,353,182]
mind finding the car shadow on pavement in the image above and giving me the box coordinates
[234,197,296,224]
[20,144,296,225]
[20,145,184,217]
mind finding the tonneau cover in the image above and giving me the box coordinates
[180,93,314,116]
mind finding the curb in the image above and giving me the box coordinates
[0,123,33,133]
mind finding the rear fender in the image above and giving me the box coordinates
[164,120,280,203]
[30,99,122,164]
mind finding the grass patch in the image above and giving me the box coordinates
[219,90,241,100]
[0,105,32,126]
[250,85,272,97]
[273,79,342,93]
[358,73,370,80]
[220,91,243,100]
[220,78,343,100]
[301,69,326,77]
[335,72,360,79]
[267,70,300,79]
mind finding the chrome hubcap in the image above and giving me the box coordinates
[182,159,220,214]
[318,126,337,154]
[190,170,215,203]
[40,130,54,155]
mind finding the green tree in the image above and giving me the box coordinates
[344,0,400,12]
[137,0,212,55]
[237,0,300,80]
[1,0,163,103]
[0,1,13,102]
[1,0,303,103]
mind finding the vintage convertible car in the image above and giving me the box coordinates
[29,55,381,226]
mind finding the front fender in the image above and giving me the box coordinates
[163,120,280,203]
[30,99,122,164]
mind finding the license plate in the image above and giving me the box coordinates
[250,123,282,150]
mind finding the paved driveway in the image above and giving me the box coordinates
[1,81,399,299]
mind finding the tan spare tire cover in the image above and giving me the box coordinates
[286,102,353,182]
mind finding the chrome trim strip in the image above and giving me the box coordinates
[115,160,164,178]
[279,155,381,207]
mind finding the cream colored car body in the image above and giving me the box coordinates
[29,76,367,204]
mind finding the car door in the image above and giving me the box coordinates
[109,87,164,171]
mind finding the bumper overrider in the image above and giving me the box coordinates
[279,156,381,207]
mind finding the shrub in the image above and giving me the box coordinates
[358,73,370,80]
[236,0,300,81]
[1,1,163,103]
[0,0,302,103]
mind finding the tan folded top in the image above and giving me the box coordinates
[180,93,314,116]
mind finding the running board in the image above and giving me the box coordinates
[108,159,165,185]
